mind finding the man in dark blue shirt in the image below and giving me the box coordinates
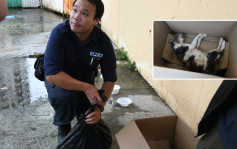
[196,80,237,149]
[44,0,117,143]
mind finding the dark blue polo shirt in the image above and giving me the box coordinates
[44,20,117,83]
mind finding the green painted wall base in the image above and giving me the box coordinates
[7,0,23,8]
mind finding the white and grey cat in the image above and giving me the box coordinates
[169,33,226,74]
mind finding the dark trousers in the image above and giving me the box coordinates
[45,80,91,126]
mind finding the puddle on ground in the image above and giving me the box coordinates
[26,58,47,103]
[0,58,47,109]
[0,56,107,109]
[0,8,66,57]
[0,8,67,109]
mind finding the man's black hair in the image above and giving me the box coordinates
[73,0,104,19]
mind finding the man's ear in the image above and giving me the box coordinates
[94,18,100,26]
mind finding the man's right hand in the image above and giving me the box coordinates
[84,84,102,105]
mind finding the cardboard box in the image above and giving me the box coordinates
[153,21,237,79]
[115,115,199,149]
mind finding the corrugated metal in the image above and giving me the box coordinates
[7,0,40,7]
[22,0,40,7]
[42,0,64,14]
[64,0,73,15]
[7,0,23,8]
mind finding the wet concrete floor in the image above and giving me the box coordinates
[0,9,174,149]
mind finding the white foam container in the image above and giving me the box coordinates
[117,97,132,107]
[112,84,120,95]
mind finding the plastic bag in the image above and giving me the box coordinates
[57,90,112,149]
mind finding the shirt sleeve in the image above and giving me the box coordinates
[44,26,65,76]
[100,35,117,82]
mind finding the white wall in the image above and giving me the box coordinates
[101,0,237,133]
[42,0,64,13]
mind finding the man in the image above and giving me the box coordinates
[44,0,116,143]
[0,0,8,21]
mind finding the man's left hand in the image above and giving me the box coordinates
[85,106,101,124]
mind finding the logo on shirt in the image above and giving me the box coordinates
[90,51,103,58]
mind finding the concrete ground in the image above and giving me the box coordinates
[0,9,174,149]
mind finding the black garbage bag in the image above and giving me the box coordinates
[56,90,112,149]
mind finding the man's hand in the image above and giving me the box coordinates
[85,106,101,124]
[85,84,102,105]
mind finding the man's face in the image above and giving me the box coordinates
[70,0,99,35]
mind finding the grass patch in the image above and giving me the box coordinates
[129,61,137,71]
[116,47,137,71]
[115,47,128,60]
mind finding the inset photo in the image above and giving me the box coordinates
[153,21,237,79]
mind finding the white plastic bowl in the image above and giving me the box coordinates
[112,85,120,95]
[117,97,132,107]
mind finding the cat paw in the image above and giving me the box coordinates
[221,40,226,51]
[201,34,207,38]
[219,37,223,42]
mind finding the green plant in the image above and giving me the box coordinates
[41,5,46,9]
[115,47,128,60]
[129,61,137,71]
[115,47,137,71]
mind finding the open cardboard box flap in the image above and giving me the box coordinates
[115,115,199,149]
[162,34,230,71]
